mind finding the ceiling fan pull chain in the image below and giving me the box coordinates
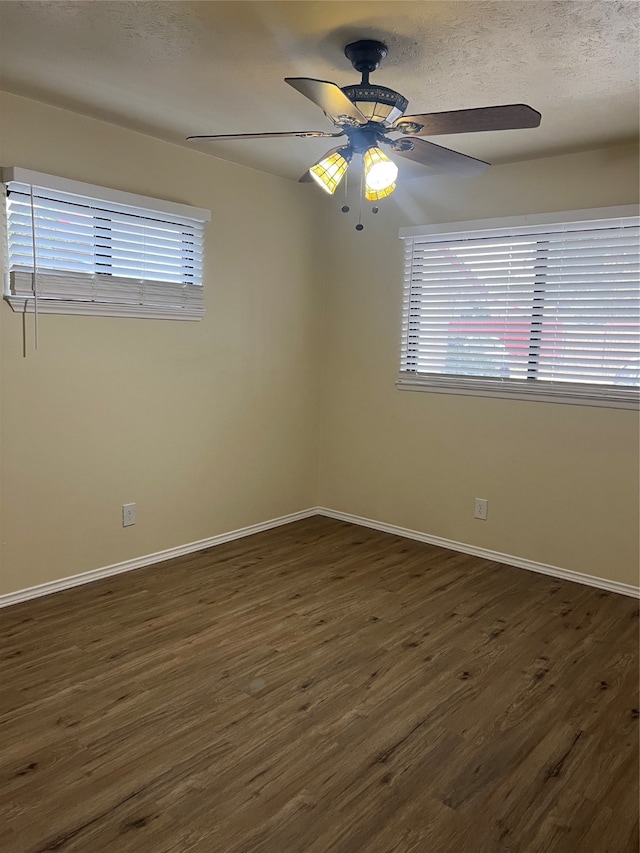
[356,170,364,231]
[341,168,350,213]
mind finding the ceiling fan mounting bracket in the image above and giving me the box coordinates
[393,120,423,135]
[344,40,388,81]
[390,137,417,152]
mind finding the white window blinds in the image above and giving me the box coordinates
[2,168,210,320]
[399,209,640,408]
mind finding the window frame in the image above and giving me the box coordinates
[398,206,640,410]
[1,167,211,321]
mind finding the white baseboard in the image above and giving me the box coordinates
[2,505,637,608]
[315,507,640,599]
[0,508,317,609]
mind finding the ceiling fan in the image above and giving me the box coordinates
[188,40,541,202]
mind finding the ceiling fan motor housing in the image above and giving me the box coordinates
[343,40,408,125]
[341,83,408,125]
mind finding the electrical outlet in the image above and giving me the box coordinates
[474,498,488,521]
[122,503,136,527]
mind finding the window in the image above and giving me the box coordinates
[2,167,210,320]
[399,208,640,409]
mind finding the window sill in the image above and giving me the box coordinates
[396,375,640,410]
[4,295,205,321]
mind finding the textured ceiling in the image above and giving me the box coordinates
[0,1,638,181]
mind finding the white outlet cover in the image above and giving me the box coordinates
[474,498,488,520]
[122,503,136,527]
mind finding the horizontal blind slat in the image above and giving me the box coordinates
[10,271,203,308]
[401,211,640,393]
[5,177,207,293]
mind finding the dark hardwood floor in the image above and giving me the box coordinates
[1,516,638,853]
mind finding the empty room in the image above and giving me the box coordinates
[0,2,638,852]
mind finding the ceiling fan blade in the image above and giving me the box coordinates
[393,104,541,136]
[392,137,490,177]
[285,78,367,126]
[186,130,344,142]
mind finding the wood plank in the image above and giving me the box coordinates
[0,517,637,852]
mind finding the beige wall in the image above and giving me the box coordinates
[1,91,638,596]
[0,92,322,595]
[318,144,640,586]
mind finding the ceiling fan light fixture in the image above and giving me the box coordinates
[341,84,408,125]
[365,182,396,202]
[191,38,541,217]
[309,147,351,194]
[363,146,398,196]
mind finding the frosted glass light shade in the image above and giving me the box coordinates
[363,147,398,197]
[309,148,351,194]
